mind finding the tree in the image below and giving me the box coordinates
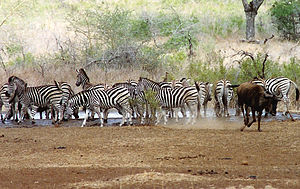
[242,0,264,40]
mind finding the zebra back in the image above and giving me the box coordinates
[215,79,234,104]
[67,86,130,111]
[8,76,63,109]
[196,82,213,104]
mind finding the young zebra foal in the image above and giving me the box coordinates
[65,86,132,127]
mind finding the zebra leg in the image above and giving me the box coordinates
[181,105,186,118]
[162,109,167,125]
[174,108,179,123]
[135,104,144,124]
[119,108,126,127]
[225,102,230,117]
[197,101,201,118]
[94,107,103,127]
[155,107,162,125]
[283,96,294,120]
[185,103,192,124]
[187,103,197,124]
[103,109,108,123]
[192,103,198,124]
[81,109,90,127]
[217,96,224,117]
[29,106,38,124]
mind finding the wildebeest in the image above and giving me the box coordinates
[237,82,279,132]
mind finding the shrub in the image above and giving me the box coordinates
[270,0,300,40]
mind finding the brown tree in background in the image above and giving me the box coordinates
[242,0,264,40]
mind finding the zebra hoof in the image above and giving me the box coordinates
[104,119,108,123]
[31,120,35,124]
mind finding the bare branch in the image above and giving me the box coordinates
[0,0,26,28]
[261,53,269,79]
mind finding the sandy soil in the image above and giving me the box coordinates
[0,119,299,189]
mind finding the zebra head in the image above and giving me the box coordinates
[7,76,26,102]
[137,77,160,92]
[76,68,89,87]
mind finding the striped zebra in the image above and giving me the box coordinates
[76,68,108,90]
[214,79,235,117]
[195,82,213,117]
[137,77,199,125]
[252,77,299,120]
[0,83,21,122]
[65,86,132,127]
[7,76,64,124]
[56,81,79,120]
[112,82,147,124]
[75,68,109,121]
[127,79,138,87]
[34,82,79,120]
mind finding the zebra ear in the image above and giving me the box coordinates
[54,80,61,90]
[195,81,200,91]
[76,69,79,73]
[24,83,28,92]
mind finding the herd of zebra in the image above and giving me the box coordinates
[0,68,299,127]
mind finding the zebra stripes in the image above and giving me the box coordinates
[252,77,299,120]
[214,79,234,117]
[0,83,20,122]
[65,86,132,127]
[195,82,213,117]
[137,77,199,125]
[7,76,64,124]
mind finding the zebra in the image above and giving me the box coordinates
[0,83,21,122]
[75,68,109,90]
[252,77,299,120]
[112,82,148,124]
[195,82,213,117]
[214,79,235,117]
[7,76,64,124]
[127,79,138,87]
[75,68,109,121]
[65,86,132,127]
[137,77,199,125]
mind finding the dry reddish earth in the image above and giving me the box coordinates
[0,119,299,189]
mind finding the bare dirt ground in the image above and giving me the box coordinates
[0,119,299,189]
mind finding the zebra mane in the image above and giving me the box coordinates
[79,68,90,82]
[112,82,134,88]
[8,76,26,86]
[139,77,160,85]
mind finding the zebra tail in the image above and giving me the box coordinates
[194,82,200,91]
[291,80,299,101]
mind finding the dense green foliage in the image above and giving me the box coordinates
[270,0,300,40]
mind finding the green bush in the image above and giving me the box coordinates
[270,0,300,40]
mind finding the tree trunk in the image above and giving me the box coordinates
[245,12,256,40]
[242,0,264,40]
